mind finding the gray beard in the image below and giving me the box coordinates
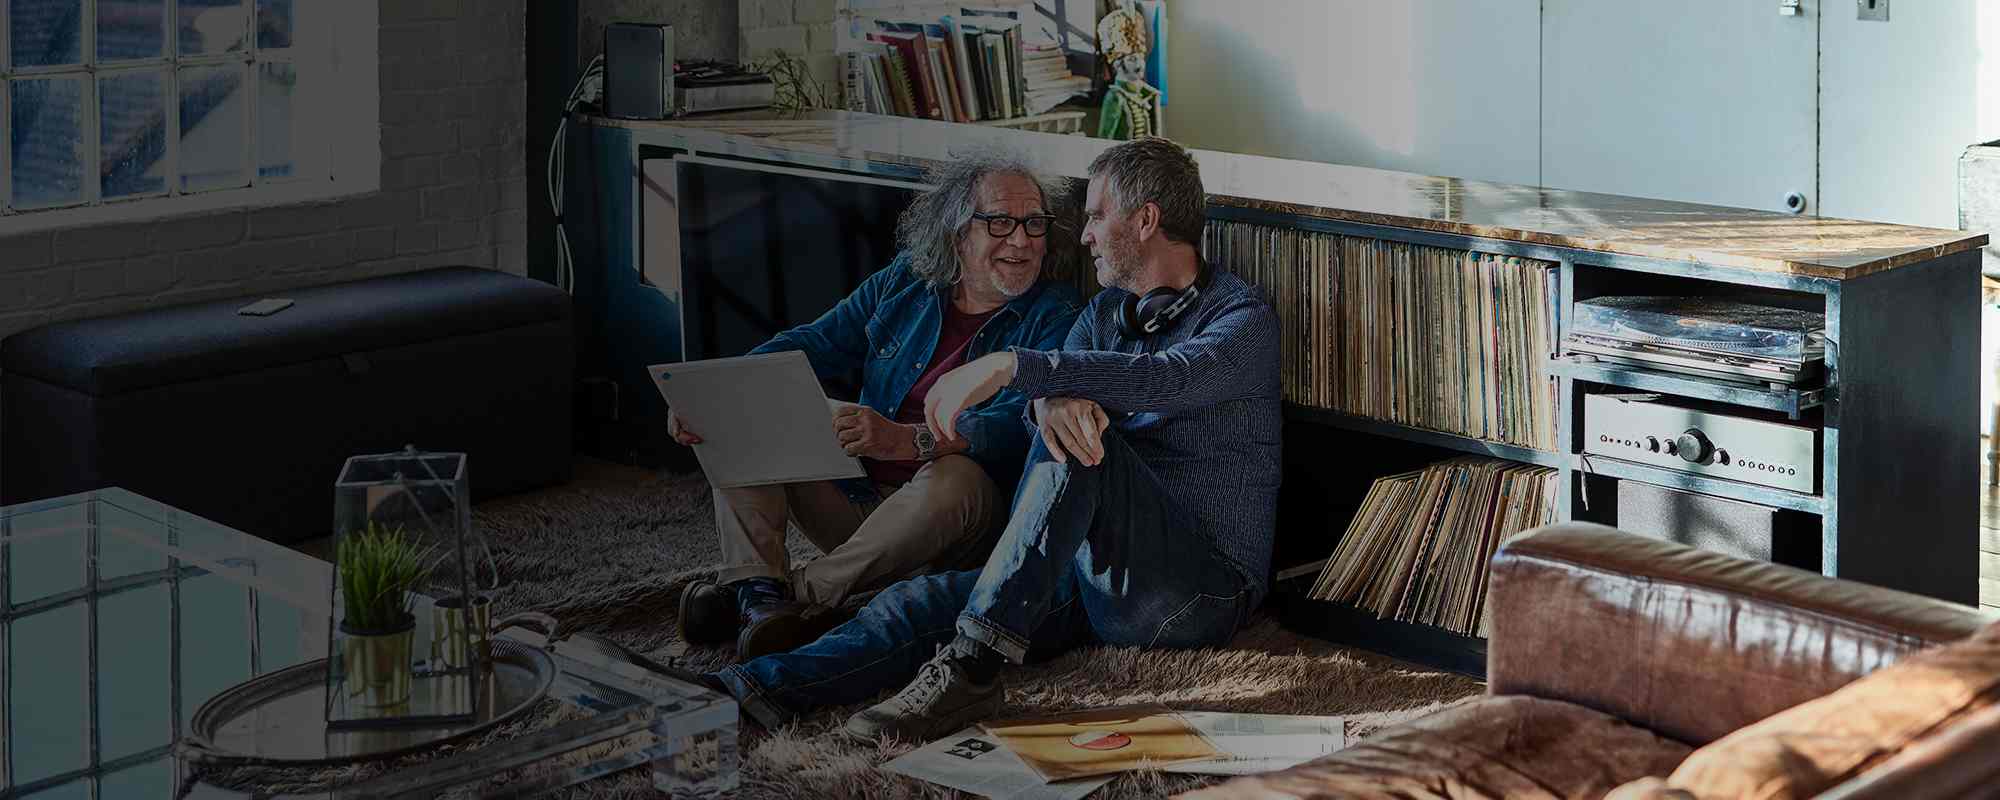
[992,270,1032,298]
[1101,254,1140,292]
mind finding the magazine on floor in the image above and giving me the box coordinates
[980,705,1223,782]
[882,727,1114,800]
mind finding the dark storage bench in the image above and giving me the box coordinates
[1,266,573,544]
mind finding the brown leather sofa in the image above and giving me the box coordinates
[1182,522,1996,800]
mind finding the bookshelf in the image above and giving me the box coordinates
[575,110,1987,678]
[833,2,1105,133]
[1282,404,1566,471]
[975,108,1089,135]
[828,1,1165,138]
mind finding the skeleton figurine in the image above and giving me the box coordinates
[1096,1,1160,140]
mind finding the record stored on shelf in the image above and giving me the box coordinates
[1564,296,1826,386]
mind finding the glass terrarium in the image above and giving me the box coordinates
[326,447,490,730]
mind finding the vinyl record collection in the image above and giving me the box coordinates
[1205,221,1560,451]
[1305,457,1560,636]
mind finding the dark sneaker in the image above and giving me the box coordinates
[842,648,1002,745]
[676,579,739,646]
[735,602,853,662]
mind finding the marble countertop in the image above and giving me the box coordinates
[584,110,1987,281]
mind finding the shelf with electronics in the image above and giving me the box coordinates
[831,0,1166,138]
[1242,201,1979,676]
[567,81,1981,679]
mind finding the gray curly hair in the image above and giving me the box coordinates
[896,149,1073,288]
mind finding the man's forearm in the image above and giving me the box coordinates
[925,426,972,458]
[1008,347,1208,412]
[1007,301,1275,413]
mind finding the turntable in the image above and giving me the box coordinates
[1563,296,1826,387]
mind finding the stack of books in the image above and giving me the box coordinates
[1206,220,1560,451]
[841,5,1093,122]
[1304,457,1559,636]
[1019,41,1093,116]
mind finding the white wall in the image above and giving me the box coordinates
[1540,0,1816,216]
[1164,0,1541,187]
[1169,1,1989,230]
[1820,0,1978,228]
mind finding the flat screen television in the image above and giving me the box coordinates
[671,157,926,399]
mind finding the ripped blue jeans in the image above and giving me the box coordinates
[713,429,1251,727]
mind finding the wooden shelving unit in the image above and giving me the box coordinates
[1548,358,1826,418]
[1283,404,1565,470]
[973,108,1088,135]
[1270,588,1488,678]
[1243,215,1971,673]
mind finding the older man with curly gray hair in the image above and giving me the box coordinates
[672,149,1084,661]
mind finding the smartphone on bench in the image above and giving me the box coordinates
[238,298,294,316]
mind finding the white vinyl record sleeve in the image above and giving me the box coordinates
[649,351,866,488]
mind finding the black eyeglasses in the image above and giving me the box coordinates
[970,212,1058,238]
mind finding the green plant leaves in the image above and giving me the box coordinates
[336,521,436,633]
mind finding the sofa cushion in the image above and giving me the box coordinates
[1176,695,1692,800]
[0,266,568,396]
[1607,621,2000,800]
[1487,524,1985,747]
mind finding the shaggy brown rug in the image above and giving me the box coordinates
[465,459,1485,799]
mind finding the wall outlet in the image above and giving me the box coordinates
[1858,0,1889,21]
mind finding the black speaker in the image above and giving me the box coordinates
[604,22,674,120]
[1615,481,1816,571]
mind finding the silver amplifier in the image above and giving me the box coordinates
[1582,394,1818,494]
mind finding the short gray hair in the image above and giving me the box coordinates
[896,149,1067,287]
[1087,136,1206,246]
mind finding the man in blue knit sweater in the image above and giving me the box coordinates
[703,137,1283,743]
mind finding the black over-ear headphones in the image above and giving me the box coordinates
[1119,261,1215,338]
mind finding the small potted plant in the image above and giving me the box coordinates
[336,521,433,708]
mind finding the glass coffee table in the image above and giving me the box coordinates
[1,489,738,799]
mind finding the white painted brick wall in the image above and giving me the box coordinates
[744,24,810,59]
[0,0,529,342]
[796,0,838,25]
[738,1,846,109]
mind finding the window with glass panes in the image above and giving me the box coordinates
[2,0,321,213]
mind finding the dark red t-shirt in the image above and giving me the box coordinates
[865,302,1001,485]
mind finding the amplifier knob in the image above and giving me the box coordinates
[1716,449,1730,465]
[1645,436,1661,453]
[1677,429,1713,463]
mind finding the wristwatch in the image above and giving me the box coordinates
[913,425,938,460]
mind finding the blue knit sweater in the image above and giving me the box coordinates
[1007,269,1284,601]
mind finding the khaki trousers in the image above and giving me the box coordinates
[713,454,1003,607]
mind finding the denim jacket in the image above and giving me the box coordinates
[749,253,1083,500]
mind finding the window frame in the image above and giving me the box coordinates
[0,0,378,235]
